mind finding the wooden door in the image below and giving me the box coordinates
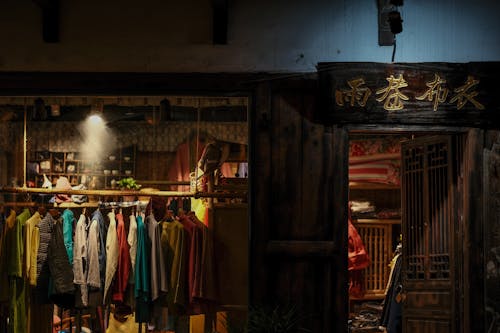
[401,135,459,333]
[251,80,349,333]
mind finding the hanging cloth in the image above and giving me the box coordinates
[62,209,75,264]
[33,212,55,304]
[74,214,89,307]
[135,215,151,323]
[348,218,370,270]
[48,217,75,309]
[111,212,131,303]
[104,211,118,303]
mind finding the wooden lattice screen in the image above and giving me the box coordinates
[354,220,395,298]
[402,138,452,281]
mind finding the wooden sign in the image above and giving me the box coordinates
[318,62,500,127]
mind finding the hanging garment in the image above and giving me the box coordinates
[0,209,16,303]
[147,213,169,330]
[146,214,168,302]
[381,254,403,333]
[178,214,198,310]
[8,208,31,333]
[134,215,151,323]
[48,218,75,308]
[348,218,370,298]
[164,219,188,314]
[87,216,101,289]
[62,209,75,264]
[348,219,370,270]
[112,212,131,303]
[191,213,216,305]
[127,214,138,284]
[104,211,119,303]
[73,214,89,307]
[33,212,55,304]
[25,211,41,286]
[92,209,108,290]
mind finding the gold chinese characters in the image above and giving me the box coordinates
[335,74,484,111]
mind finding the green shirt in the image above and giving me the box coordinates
[9,208,31,333]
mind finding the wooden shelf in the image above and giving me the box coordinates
[355,218,401,224]
[30,146,136,188]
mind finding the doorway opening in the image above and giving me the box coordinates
[347,130,465,333]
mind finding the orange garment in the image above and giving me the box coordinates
[112,213,131,303]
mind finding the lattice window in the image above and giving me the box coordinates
[355,221,394,297]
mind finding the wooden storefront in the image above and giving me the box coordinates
[251,62,500,332]
[0,63,499,332]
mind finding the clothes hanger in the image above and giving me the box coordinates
[37,205,47,217]
[49,208,61,219]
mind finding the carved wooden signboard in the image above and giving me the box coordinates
[318,62,500,127]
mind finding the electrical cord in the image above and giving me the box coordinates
[391,36,397,62]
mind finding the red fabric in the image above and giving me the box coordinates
[178,214,196,306]
[167,140,205,192]
[176,212,217,315]
[189,213,216,315]
[111,213,131,303]
[349,270,366,299]
[349,162,391,183]
[348,137,402,186]
[348,218,370,298]
[348,219,370,271]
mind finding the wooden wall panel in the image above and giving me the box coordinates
[250,82,272,303]
[269,92,303,240]
[135,151,175,188]
[463,129,485,333]
[251,78,347,333]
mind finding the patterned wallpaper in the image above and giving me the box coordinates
[3,121,247,153]
[0,123,13,151]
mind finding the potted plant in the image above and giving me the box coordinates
[247,303,311,333]
[117,177,141,201]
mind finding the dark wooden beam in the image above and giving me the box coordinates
[33,0,60,43]
[0,72,278,95]
[213,0,228,44]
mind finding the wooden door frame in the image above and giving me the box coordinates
[340,125,484,333]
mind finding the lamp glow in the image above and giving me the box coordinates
[88,114,104,124]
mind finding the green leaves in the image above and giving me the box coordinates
[116,177,141,190]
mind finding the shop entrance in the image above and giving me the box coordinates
[347,132,464,333]
[0,94,250,333]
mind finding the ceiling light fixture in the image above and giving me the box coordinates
[50,104,61,117]
[88,99,104,123]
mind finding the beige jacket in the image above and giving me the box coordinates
[104,211,118,302]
